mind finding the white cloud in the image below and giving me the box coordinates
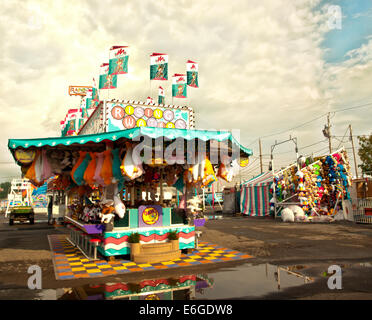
[0,0,371,181]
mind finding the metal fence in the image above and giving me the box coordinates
[353,199,372,224]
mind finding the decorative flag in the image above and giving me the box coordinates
[146,96,154,104]
[187,60,199,88]
[150,53,168,80]
[158,86,165,105]
[99,63,117,89]
[92,87,99,101]
[172,74,187,98]
[109,46,129,75]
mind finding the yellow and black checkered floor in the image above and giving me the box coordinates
[48,234,253,280]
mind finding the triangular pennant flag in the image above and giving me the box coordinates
[146,96,154,104]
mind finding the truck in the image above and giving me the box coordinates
[5,179,35,225]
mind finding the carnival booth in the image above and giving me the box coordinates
[272,148,352,222]
[8,126,252,262]
[240,171,273,217]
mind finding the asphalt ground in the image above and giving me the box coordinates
[0,213,371,299]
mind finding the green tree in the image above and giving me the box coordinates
[358,135,372,176]
[0,182,11,199]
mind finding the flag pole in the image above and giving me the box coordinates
[108,49,110,101]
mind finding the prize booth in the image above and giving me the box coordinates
[8,123,252,262]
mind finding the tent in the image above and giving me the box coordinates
[240,171,273,217]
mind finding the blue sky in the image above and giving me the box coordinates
[321,0,372,63]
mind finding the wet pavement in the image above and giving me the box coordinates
[0,214,372,299]
[0,263,315,300]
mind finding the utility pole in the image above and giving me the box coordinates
[349,124,359,178]
[327,112,332,154]
[259,138,263,174]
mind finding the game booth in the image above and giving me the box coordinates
[8,100,252,263]
[240,148,353,222]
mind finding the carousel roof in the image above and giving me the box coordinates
[8,127,253,158]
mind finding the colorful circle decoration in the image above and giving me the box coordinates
[163,109,174,121]
[142,207,159,225]
[125,105,134,115]
[136,118,147,127]
[144,108,153,118]
[122,115,136,129]
[240,158,250,167]
[134,107,144,118]
[111,105,125,120]
[147,117,157,127]
[14,149,36,165]
[166,122,175,129]
[153,109,163,119]
[174,119,186,129]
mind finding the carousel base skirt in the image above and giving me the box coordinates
[48,234,253,280]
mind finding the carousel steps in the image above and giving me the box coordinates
[141,242,173,254]
[132,242,181,264]
[133,250,181,264]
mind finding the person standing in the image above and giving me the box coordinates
[47,195,53,225]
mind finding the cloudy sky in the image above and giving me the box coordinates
[1,0,372,182]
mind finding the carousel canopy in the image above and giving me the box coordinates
[8,127,253,161]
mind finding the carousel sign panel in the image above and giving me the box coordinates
[106,101,195,132]
[78,103,104,135]
[68,86,93,96]
[138,205,163,228]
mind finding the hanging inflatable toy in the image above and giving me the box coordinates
[111,148,124,189]
[40,149,53,182]
[94,151,105,186]
[202,157,217,188]
[71,151,87,184]
[83,152,97,187]
[73,152,91,186]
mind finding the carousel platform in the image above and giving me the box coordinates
[48,234,252,280]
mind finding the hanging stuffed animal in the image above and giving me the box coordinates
[202,157,217,188]
[71,151,87,184]
[99,200,116,224]
[187,196,202,215]
[34,150,43,185]
[94,151,105,186]
[120,143,144,180]
[111,148,125,189]
[40,149,53,182]
[114,194,126,219]
[100,150,113,186]
[73,152,91,186]
[83,152,97,187]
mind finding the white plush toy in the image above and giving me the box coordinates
[288,205,305,217]
[281,207,295,222]
[187,196,202,214]
[114,195,126,219]
[100,212,115,224]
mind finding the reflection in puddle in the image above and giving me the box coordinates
[57,274,213,300]
[33,263,313,300]
[194,263,313,299]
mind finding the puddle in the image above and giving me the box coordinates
[25,263,312,300]
[194,263,313,299]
